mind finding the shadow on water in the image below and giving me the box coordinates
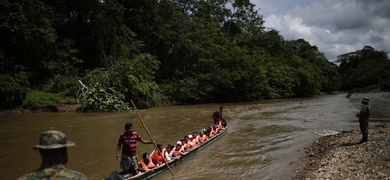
[1,92,390,179]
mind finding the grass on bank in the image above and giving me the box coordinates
[21,91,75,109]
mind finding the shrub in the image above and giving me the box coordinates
[21,91,64,109]
[77,82,130,112]
[0,72,30,109]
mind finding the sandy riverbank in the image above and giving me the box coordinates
[290,124,390,179]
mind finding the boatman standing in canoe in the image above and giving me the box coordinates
[212,106,227,127]
[116,123,154,176]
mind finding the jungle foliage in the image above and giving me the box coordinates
[337,46,390,92]
[0,0,386,111]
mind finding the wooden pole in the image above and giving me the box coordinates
[130,100,175,179]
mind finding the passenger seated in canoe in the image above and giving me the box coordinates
[150,143,171,165]
[188,134,197,148]
[216,119,225,129]
[171,141,185,156]
[215,124,222,133]
[180,138,188,151]
[199,129,208,143]
[184,135,194,151]
[206,125,213,138]
[192,132,200,145]
[138,152,156,173]
[222,119,227,127]
[208,124,219,138]
[165,144,180,160]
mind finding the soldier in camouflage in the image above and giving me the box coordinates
[356,97,371,143]
[18,130,88,180]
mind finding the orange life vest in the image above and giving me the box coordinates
[180,145,186,152]
[209,131,214,138]
[186,141,192,149]
[213,127,219,134]
[194,136,200,144]
[152,148,166,163]
[200,134,208,142]
[191,139,197,148]
[217,121,223,128]
[139,158,155,169]
[209,128,218,138]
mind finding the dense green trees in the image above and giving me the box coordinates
[1,0,384,111]
[337,46,390,91]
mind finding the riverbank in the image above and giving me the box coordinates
[290,124,390,179]
[0,103,79,115]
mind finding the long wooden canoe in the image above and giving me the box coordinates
[106,127,228,180]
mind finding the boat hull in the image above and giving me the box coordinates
[107,127,228,180]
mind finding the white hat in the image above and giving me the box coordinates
[188,135,193,138]
[176,141,182,146]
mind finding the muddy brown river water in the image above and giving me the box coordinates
[1,92,389,180]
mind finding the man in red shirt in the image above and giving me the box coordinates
[116,123,154,176]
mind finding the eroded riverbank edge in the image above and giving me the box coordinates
[290,124,390,179]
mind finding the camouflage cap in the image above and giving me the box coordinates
[33,130,75,149]
[362,97,370,103]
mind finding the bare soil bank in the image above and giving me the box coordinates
[291,124,390,179]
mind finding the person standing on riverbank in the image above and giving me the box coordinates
[356,97,371,143]
[116,123,154,176]
[18,130,88,180]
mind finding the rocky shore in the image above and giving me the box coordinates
[291,124,390,179]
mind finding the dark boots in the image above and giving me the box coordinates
[359,134,368,143]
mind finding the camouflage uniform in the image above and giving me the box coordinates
[18,164,88,180]
[358,97,370,142]
[18,130,88,180]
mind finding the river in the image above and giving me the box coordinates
[1,92,389,180]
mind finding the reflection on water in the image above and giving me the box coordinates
[0,92,389,179]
